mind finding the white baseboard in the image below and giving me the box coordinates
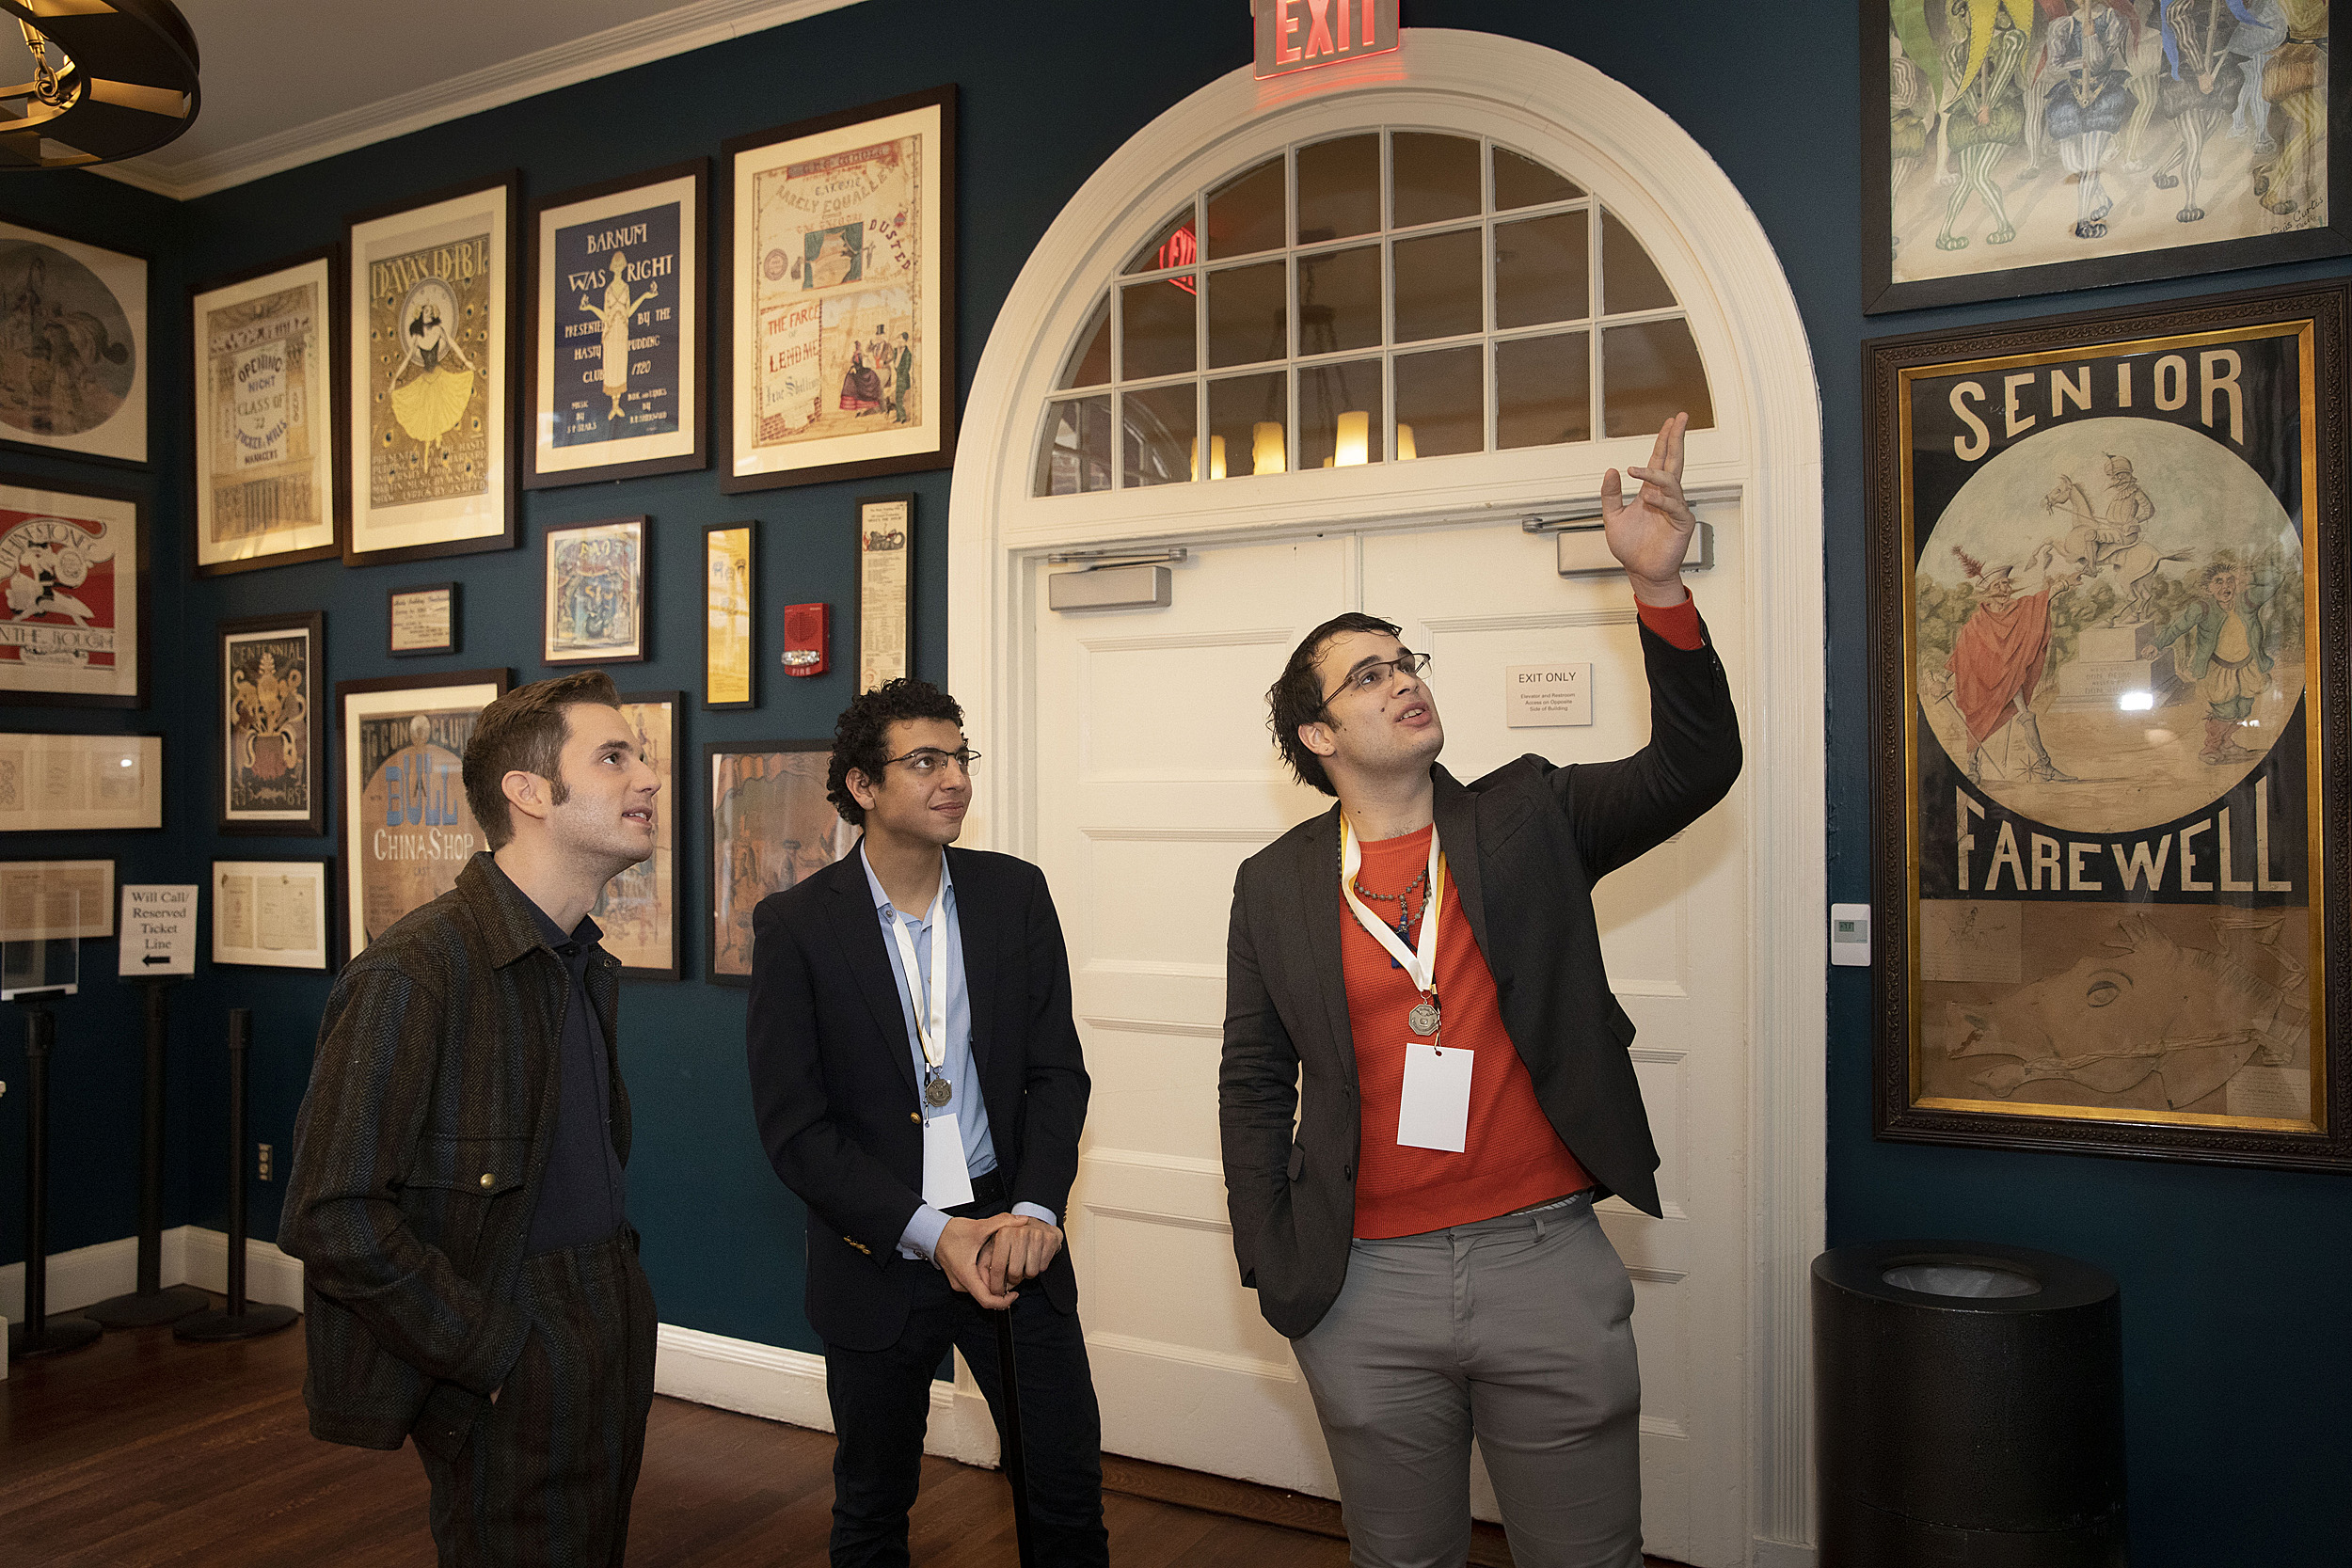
[654,1323,1001,1466]
[0,1226,303,1321]
[1750,1536,1818,1567]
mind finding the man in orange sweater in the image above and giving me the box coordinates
[1219,413,1741,1568]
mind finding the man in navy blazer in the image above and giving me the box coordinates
[747,677,1106,1568]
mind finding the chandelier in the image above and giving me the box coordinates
[2,0,199,170]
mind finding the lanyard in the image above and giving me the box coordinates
[883,878,951,1102]
[1340,816,1445,1024]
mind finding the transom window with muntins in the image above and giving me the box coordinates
[1033,131,1715,497]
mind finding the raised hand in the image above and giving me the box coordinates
[1599,411,1697,607]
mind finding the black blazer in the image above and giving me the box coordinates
[747,846,1089,1351]
[1219,618,1741,1339]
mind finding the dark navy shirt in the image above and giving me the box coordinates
[498,863,628,1257]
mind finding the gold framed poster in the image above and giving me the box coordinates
[720,86,958,492]
[336,668,508,954]
[1867,280,2349,1170]
[704,520,755,709]
[344,174,520,567]
[189,248,344,574]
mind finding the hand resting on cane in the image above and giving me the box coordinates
[976,1215,1064,1298]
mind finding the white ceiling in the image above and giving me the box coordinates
[15,0,864,198]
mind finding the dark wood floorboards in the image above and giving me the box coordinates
[1,1301,1673,1566]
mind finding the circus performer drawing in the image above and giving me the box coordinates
[1935,540,2085,784]
[388,277,477,443]
[2148,553,2283,766]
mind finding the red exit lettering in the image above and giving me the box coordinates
[1255,0,1398,80]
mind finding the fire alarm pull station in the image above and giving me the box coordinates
[782,603,830,676]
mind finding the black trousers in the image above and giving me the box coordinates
[823,1238,1108,1567]
[418,1228,659,1568]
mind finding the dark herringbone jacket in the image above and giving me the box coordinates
[279,852,627,1456]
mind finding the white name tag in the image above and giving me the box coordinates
[1397,1042,1473,1152]
[923,1115,975,1210]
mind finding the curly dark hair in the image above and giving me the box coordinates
[826,677,966,826]
[1266,612,1401,797]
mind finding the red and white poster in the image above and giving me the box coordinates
[0,479,142,706]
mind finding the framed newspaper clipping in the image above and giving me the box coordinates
[189,248,344,575]
[720,86,958,492]
[856,492,912,690]
[1867,280,2351,1171]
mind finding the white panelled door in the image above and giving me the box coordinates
[1029,508,1751,1565]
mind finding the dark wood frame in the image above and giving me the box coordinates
[1866,279,2351,1170]
[717,85,959,493]
[1861,1,2352,314]
[342,171,524,567]
[610,690,683,981]
[208,856,340,972]
[542,515,648,666]
[703,736,840,987]
[334,667,511,955]
[388,580,460,657]
[0,216,150,468]
[218,610,328,837]
[0,733,164,832]
[0,857,119,941]
[702,519,757,710]
[187,245,348,576]
[525,158,709,489]
[855,491,914,690]
[0,471,151,709]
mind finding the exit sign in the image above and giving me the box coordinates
[1254,0,1399,79]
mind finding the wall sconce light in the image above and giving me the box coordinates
[1,1,201,171]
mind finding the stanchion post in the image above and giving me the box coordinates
[175,1007,297,1343]
[88,980,208,1328]
[8,1004,102,1360]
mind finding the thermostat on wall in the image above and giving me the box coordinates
[1830,904,1870,967]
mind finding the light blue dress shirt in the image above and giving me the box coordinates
[863,847,1056,1262]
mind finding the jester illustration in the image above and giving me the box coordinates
[1928,0,2033,251]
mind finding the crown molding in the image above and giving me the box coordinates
[91,0,867,201]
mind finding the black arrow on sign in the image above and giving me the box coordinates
[141,953,173,966]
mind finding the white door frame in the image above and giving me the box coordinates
[947,31,1825,1565]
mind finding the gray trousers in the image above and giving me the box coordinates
[1289,1196,1642,1568]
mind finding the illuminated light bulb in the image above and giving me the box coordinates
[1252,421,1287,474]
[1210,434,1227,480]
[1336,410,1369,467]
[1397,421,1418,460]
[2117,690,2154,712]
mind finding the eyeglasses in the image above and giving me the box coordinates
[1321,651,1431,708]
[882,747,982,778]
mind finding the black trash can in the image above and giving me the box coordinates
[1814,1240,2125,1567]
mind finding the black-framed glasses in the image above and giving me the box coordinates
[1321,651,1431,708]
[882,747,981,778]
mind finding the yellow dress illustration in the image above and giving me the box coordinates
[388,278,475,442]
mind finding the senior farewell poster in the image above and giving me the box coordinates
[1889,308,2332,1144]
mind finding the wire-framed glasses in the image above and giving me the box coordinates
[1321,651,1432,708]
[882,747,982,778]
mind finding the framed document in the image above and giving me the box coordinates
[189,248,344,574]
[544,515,646,665]
[336,668,509,955]
[595,691,681,980]
[389,581,459,657]
[212,859,334,970]
[344,174,521,566]
[220,610,326,837]
[527,159,707,487]
[703,520,755,709]
[705,738,852,985]
[0,733,162,832]
[1,860,116,941]
[855,492,913,690]
[720,86,958,492]
[0,219,147,467]
[0,473,147,708]
[1867,280,2350,1170]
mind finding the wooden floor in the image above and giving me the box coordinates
[1,1301,1670,1566]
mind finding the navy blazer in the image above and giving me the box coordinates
[1219,617,1742,1339]
[747,845,1089,1351]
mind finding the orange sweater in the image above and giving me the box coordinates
[1344,825,1593,1238]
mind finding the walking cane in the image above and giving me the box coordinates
[994,1293,1038,1568]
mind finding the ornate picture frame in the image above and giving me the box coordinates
[704,738,852,986]
[595,691,681,980]
[0,472,147,708]
[219,610,326,837]
[543,515,646,665]
[0,218,148,467]
[335,668,509,956]
[211,858,335,971]
[719,85,958,492]
[1867,279,2349,1169]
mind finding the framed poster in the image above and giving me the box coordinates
[0,733,161,832]
[0,474,147,708]
[705,738,853,985]
[212,859,335,970]
[856,492,913,691]
[189,248,344,574]
[527,159,707,487]
[704,520,755,709]
[337,668,509,955]
[1,860,115,941]
[720,85,958,491]
[544,515,646,665]
[0,219,147,466]
[1867,280,2349,1170]
[220,610,326,837]
[389,581,459,657]
[594,691,681,979]
[1866,0,2349,314]
[344,173,521,566]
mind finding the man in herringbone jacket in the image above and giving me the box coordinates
[282,672,662,1568]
